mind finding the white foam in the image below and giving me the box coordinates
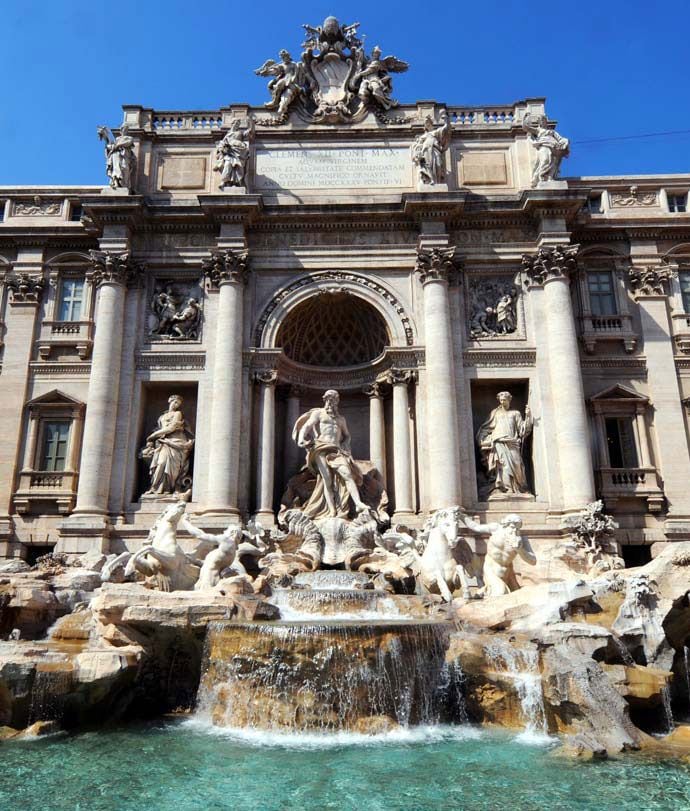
[180,719,482,749]
[513,728,555,747]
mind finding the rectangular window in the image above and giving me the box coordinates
[605,417,638,468]
[40,421,70,472]
[57,278,84,321]
[587,270,617,316]
[0,201,5,222]
[69,203,83,222]
[587,194,602,214]
[680,271,690,313]
[668,193,687,213]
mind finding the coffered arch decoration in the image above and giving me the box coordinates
[254,271,417,350]
[276,292,389,367]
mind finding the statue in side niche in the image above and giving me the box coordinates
[461,513,536,597]
[293,389,373,520]
[477,391,533,496]
[255,50,306,119]
[214,119,254,189]
[352,45,408,111]
[522,113,569,187]
[411,110,451,185]
[97,124,137,192]
[140,395,195,496]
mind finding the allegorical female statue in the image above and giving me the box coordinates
[213,119,254,189]
[141,395,195,496]
[477,391,533,496]
[411,110,451,185]
[97,124,137,191]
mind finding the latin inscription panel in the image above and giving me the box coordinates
[254,147,411,190]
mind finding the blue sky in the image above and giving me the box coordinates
[1,0,689,185]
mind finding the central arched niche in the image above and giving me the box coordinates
[275,292,389,367]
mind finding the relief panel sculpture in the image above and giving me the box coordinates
[468,277,519,338]
[148,280,203,340]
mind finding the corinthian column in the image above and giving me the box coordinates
[284,386,303,480]
[523,245,595,509]
[416,245,461,510]
[363,382,386,483]
[386,370,415,517]
[255,370,277,524]
[203,249,248,515]
[72,251,141,517]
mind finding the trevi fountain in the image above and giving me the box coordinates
[0,14,689,811]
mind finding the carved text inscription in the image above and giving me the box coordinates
[254,148,411,190]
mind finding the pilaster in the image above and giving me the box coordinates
[0,248,45,550]
[627,246,690,524]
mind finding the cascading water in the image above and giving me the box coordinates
[271,588,402,621]
[484,640,548,736]
[684,646,690,705]
[661,685,675,733]
[196,620,465,733]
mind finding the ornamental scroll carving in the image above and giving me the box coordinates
[610,186,658,208]
[253,271,415,347]
[13,198,62,216]
[202,250,249,288]
[521,245,579,287]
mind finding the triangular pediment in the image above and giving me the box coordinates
[589,384,648,403]
[26,389,84,407]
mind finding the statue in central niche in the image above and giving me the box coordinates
[293,389,372,520]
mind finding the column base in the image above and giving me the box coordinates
[196,509,241,532]
[57,513,112,555]
[254,510,276,529]
[391,511,417,527]
[0,515,15,541]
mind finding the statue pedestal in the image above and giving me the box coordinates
[536,180,568,190]
[218,186,247,195]
[100,187,132,196]
[416,182,449,193]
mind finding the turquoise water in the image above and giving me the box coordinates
[1,720,688,811]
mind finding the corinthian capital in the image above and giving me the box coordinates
[415,246,460,285]
[384,368,417,386]
[7,273,45,305]
[521,244,579,287]
[202,249,249,288]
[88,250,143,287]
[627,264,676,298]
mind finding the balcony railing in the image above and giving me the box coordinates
[14,469,78,514]
[597,466,664,512]
[579,313,636,353]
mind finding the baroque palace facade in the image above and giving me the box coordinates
[1,17,690,564]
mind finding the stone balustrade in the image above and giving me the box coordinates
[597,466,665,513]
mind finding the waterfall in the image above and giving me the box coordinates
[271,588,402,621]
[661,685,675,733]
[196,620,466,732]
[484,640,547,735]
[685,646,690,705]
[28,666,74,724]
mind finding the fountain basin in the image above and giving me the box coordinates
[197,620,463,732]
